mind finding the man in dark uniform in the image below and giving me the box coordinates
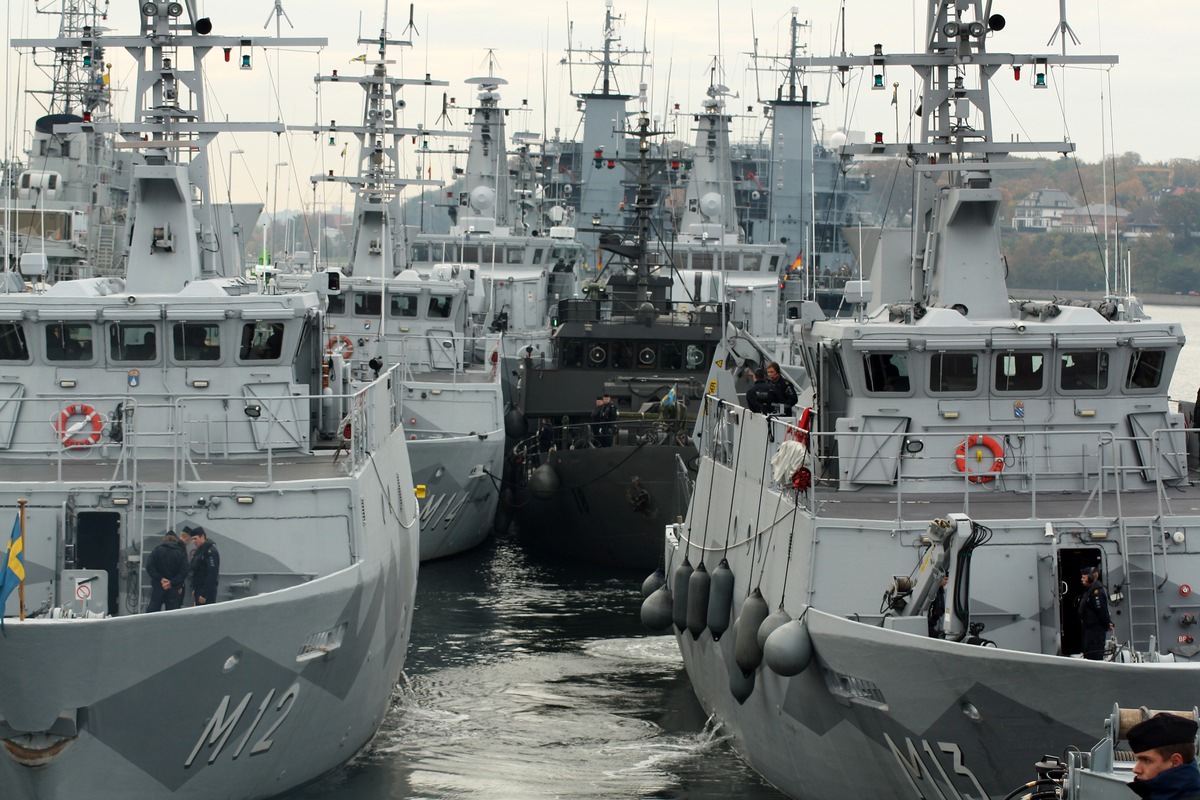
[190,527,220,605]
[598,393,617,447]
[145,531,189,612]
[928,574,949,638]
[766,361,798,415]
[746,368,774,413]
[1127,712,1200,799]
[1077,565,1112,659]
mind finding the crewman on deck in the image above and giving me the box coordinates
[1077,565,1113,660]
[1127,713,1200,799]
[144,531,188,612]
[928,574,949,638]
[189,527,220,606]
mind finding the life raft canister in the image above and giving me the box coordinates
[56,403,103,448]
[954,434,1004,483]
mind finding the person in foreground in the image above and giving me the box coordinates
[1127,712,1200,799]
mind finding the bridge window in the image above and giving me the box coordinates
[109,323,157,362]
[863,353,909,392]
[45,322,93,361]
[661,343,684,370]
[995,352,1044,391]
[929,352,977,393]
[326,294,346,315]
[353,292,381,317]
[1060,351,1108,391]
[0,323,28,361]
[390,294,418,317]
[1126,349,1166,390]
[239,322,284,361]
[172,322,220,361]
[428,296,453,318]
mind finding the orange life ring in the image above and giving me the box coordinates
[56,403,103,449]
[955,434,1004,483]
[325,335,354,359]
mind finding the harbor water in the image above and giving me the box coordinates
[286,533,787,799]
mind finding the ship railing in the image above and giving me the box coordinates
[511,417,692,474]
[338,330,503,384]
[7,369,406,484]
[699,398,1189,522]
[555,297,729,327]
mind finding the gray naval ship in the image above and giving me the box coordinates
[4,0,131,281]
[0,4,420,798]
[508,115,723,569]
[287,14,504,560]
[406,53,587,409]
[647,2,1200,797]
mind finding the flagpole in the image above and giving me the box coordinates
[17,498,26,620]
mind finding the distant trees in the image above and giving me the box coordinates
[858,152,1200,293]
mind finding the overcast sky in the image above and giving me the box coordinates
[3,1,1185,209]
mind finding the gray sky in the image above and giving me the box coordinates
[4,1,1183,208]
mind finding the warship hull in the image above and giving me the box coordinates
[677,608,1200,800]
[514,442,695,570]
[410,432,504,560]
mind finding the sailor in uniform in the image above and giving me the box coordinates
[1127,713,1200,799]
[1077,565,1113,660]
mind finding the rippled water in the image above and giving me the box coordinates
[284,535,787,799]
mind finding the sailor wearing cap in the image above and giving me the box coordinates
[1128,713,1200,799]
[1077,565,1113,660]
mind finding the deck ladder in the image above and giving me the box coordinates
[1120,518,1161,652]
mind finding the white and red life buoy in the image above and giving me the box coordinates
[56,403,103,449]
[955,434,1005,483]
[325,335,354,359]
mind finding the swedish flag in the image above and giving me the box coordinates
[0,514,24,632]
[661,384,677,407]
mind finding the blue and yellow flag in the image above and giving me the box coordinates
[661,384,677,407]
[0,514,24,632]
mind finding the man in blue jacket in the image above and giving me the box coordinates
[145,531,189,612]
[189,527,220,605]
[1128,713,1200,799]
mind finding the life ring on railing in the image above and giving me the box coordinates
[955,434,1004,483]
[325,335,354,359]
[56,403,103,449]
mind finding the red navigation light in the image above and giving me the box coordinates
[606,159,616,169]
[874,131,884,144]
[223,47,231,62]
[1012,65,1021,80]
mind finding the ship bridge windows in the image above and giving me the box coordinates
[1126,349,1166,390]
[995,352,1044,392]
[1060,350,1109,391]
[661,342,684,370]
[863,352,910,393]
[506,247,526,265]
[929,352,978,393]
[109,323,157,362]
[613,341,635,369]
[326,294,346,315]
[0,323,29,362]
[172,322,220,361]
[390,294,418,317]
[45,322,93,362]
[353,291,382,317]
[428,296,453,318]
[562,340,585,368]
[239,322,284,361]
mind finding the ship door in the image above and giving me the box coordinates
[1057,548,1103,656]
[75,511,121,616]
